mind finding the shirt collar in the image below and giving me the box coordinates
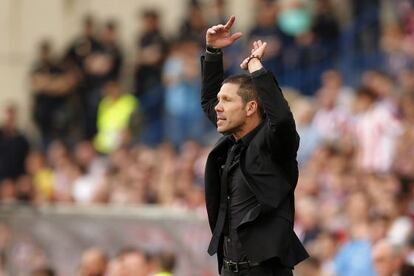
[231,121,264,146]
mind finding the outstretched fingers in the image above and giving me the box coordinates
[230,32,243,42]
[251,40,267,55]
[224,15,236,30]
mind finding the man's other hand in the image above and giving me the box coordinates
[240,40,267,71]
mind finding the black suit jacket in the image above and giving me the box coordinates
[201,52,309,272]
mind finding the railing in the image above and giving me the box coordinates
[0,204,216,276]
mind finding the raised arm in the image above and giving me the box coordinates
[242,40,299,156]
[201,16,242,125]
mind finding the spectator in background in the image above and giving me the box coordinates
[248,0,285,76]
[372,239,403,276]
[0,178,17,204]
[118,247,149,276]
[394,94,414,180]
[381,25,414,79]
[65,15,101,72]
[31,41,77,149]
[80,20,124,140]
[72,141,109,204]
[295,197,321,245]
[206,0,227,26]
[25,151,53,203]
[134,10,167,99]
[94,81,138,154]
[362,70,398,113]
[311,0,340,64]
[320,70,355,112]
[352,86,402,173]
[46,141,75,202]
[154,250,176,276]
[74,140,108,177]
[397,68,414,96]
[313,231,338,276]
[333,224,376,276]
[163,39,208,148]
[134,9,167,146]
[295,257,322,276]
[292,98,321,165]
[99,21,123,82]
[15,175,34,203]
[178,0,207,45]
[312,81,351,143]
[0,104,30,182]
[79,247,108,276]
[64,15,101,139]
[351,0,380,56]
[333,205,390,276]
[31,267,56,276]
[105,258,123,276]
[277,0,328,94]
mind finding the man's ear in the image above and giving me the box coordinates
[246,101,258,117]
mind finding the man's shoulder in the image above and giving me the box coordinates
[208,135,232,155]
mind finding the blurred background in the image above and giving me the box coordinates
[1,0,414,275]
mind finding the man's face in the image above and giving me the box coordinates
[215,83,247,134]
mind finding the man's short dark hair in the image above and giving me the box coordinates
[222,74,264,117]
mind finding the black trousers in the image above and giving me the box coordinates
[221,258,293,276]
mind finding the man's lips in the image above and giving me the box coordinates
[217,117,226,125]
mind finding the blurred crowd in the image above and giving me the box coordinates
[2,0,414,275]
[13,246,176,276]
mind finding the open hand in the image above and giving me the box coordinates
[240,40,267,70]
[206,16,243,49]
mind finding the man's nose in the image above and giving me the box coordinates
[215,102,222,112]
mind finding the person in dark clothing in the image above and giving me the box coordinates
[351,0,380,54]
[64,15,109,139]
[312,0,340,64]
[98,20,123,82]
[31,41,77,149]
[201,16,309,275]
[134,10,167,99]
[64,15,101,71]
[134,10,168,145]
[247,0,287,77]
[0,105,30,182]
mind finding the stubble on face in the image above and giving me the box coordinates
[215,83,247,136]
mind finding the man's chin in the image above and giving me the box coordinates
[217,127,233,135]
[217,126,227,134]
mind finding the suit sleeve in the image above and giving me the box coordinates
[200,52,224,126]
[251,68,299,158]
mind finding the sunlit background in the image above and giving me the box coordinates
[1,0,414,275]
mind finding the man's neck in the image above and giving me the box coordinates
[232,119,261,141]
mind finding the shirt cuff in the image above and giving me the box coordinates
[204,51,223,62]
[250,67,267,78]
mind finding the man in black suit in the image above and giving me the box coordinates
[201,16,309,275]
